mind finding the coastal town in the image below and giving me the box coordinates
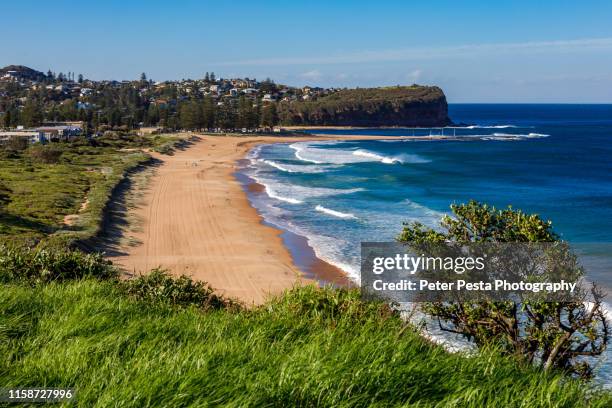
[0,65,451,147]
[0,64,335,145]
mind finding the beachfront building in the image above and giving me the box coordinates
[35,125,82,142]
[0,130,46,144]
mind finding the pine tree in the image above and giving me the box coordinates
[78,74,84,84]
[3,110,11,128]
[22,99,43,127]
[202,96,216,129]
[210,72,216,82]
[261,103,278,128]
[204,72,210,82]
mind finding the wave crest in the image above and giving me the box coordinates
[315,205,357,219]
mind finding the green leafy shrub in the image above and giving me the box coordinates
[264,284,397,325]
[398,200,609,378]
[29,146,64,164]
[0,245,117,283]
[120,268,239,310]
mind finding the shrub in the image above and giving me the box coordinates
[398,200,609,378]
[264,284,397,325]
[29,146,63,164]
[0,245,117,283]
[120,268,239,310]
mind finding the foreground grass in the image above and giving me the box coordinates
[1,280,610,407]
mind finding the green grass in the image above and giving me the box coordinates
[0,133,190,249]
[1,279,610,407]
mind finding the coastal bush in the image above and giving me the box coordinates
[398,200,610,378]
[264,283,397,325]
[0,245,117,283]
[29,145,63,164]
[120,268,238,310]
[1,280,610,407]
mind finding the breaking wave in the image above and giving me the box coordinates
[254,175,364,204]
[258,159,337,174]
[315,205,357,219]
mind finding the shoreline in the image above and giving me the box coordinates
[235,170,351,288]
[108,134,399,304]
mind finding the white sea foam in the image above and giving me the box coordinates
[290,142,430,165]
[258,159,337,174]
[315,205,357,219]
[263,186,303,204]
[353,149,401,164]
[254,175,364,204]
[260,159,294,172]
[457,125,519,129]
[290,142,325,163]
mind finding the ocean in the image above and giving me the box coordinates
[239,103,612,383]
[241,104,612,285]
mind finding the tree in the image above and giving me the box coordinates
[210,72,216,83]
[78,74,84,84]
[261,103,278,128]
[398,201,609,378]
[204,72,210,82]
[179,101,202,130]
[140,72,147,82]
[21,99,43,127]
[202,96,216,129]
[237,96,250,129]
[3,110,11,129]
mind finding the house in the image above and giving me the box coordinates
[35,125,82,142]
[262,94,277,103]
[0,130,46,144]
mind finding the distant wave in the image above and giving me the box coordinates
[353,149,400,164]
[290,142,430,165]
[457,125,518,129]
[260,159,294,172]
[315,205,357,219]
[262,185,303,204]
[379,133,550,143]
[481,132,550,141]
[258,159,336,174]
[254,176,364,204]
[290,143,324,164]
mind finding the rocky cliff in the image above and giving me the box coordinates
[278,85,451,127]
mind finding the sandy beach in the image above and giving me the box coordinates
[109,133,405,304]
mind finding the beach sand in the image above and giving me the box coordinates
[109,133,403,305]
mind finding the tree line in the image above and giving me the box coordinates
[1,94,280,132]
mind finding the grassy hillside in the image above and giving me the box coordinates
[278,85,450,127]
[1,268,610,406]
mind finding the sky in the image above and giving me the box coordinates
[2,0,612,102]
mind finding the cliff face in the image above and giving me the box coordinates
[278,85,451,127]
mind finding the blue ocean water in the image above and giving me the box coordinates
[241,104,612,289]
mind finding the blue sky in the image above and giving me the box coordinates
[2,0,612,102]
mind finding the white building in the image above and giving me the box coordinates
[0,130,46,144]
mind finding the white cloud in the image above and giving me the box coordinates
[406,69,422,82]
[299,69,322,81]
[217,37,612,66]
